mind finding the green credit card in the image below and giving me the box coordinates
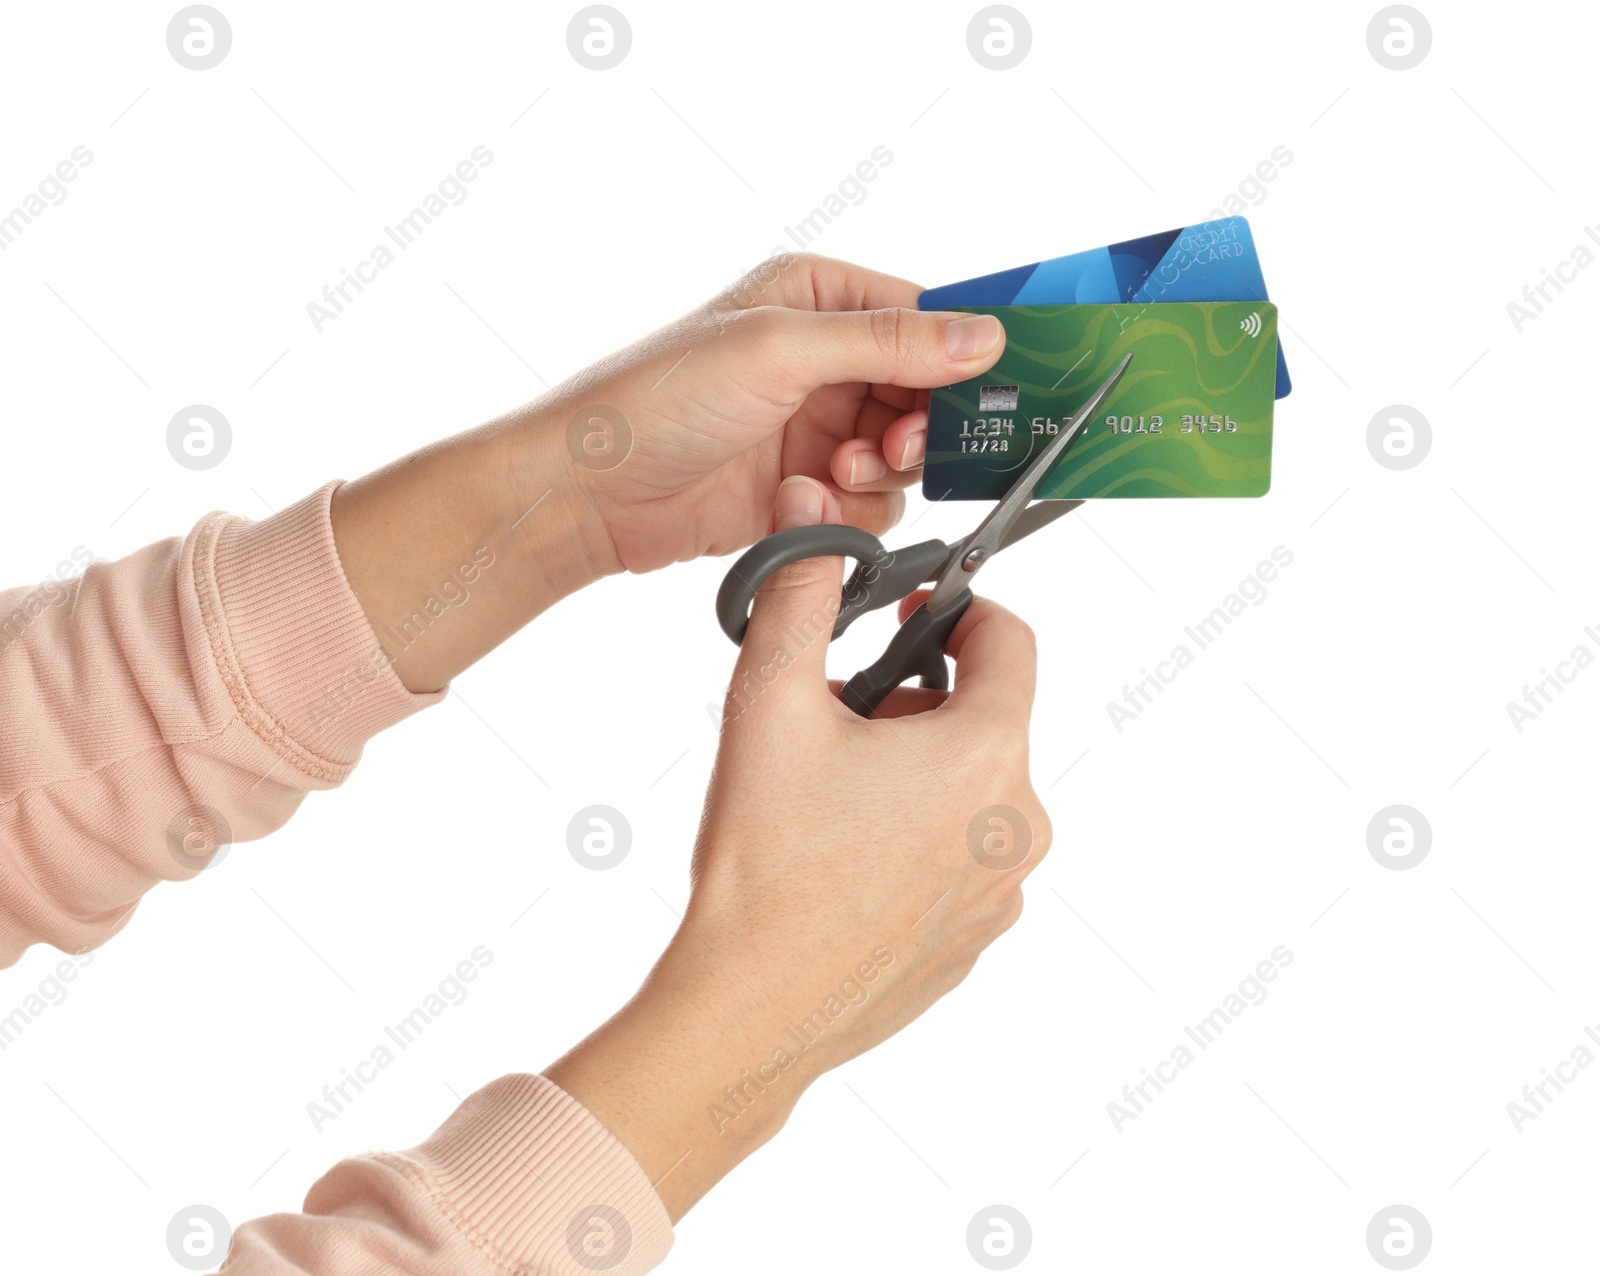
[922,302,1279,500]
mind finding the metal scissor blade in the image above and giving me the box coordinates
[998,498,1084,552]
[926,352,1132,611]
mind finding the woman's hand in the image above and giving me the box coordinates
[687,572,1050,1079]
[545,505,1049,1220]
[331,253,1005,692]
[549,252,1007,572]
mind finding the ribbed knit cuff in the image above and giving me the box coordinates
[191,480,445,784]
[381,1074,674,1275]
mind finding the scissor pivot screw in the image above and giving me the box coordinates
[962,547,987,572]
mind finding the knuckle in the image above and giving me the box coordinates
[868,306,919,367]
[787,250,827,276]
[1028,808,1053,861]
[758,555,838,599]
[990,889,1025,937]
[716,303,786,357]
[944,952,982,995]
[739,304,789,355]
[721,253,800,308]
[1008,614,1039,665]
[979,601,1036,660]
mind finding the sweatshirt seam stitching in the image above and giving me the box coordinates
[0,720,232,816]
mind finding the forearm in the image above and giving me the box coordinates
[545,931,813,1221]
[329,403,618,694]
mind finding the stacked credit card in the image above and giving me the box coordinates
[918,217,1287,501]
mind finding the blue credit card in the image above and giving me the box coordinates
[920,216,1291,399]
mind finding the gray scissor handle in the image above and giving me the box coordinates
[717,525,950,646]
[840,589,971,717]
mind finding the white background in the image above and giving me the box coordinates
[2,1,1596,1272]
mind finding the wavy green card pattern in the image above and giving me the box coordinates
[923,302,1279,500]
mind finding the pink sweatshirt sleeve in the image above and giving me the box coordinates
[0,482,674,1274]
[0,480,444,961]
[225,1074,673,1275]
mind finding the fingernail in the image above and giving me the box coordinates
[900,429,926,469]
[774,475,825,530]
[848,451,888,486]
[945,314,1002,360]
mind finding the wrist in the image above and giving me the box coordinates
[330,403,621,693]
[504,403,625,587]
[544,932,811,1221]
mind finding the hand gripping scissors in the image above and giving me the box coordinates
[716,352,1132,717]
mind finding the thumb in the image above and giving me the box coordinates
[733,476,845,699]
[757,307,1006,395]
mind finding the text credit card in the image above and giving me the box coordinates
[923,302,1279,501]
[920,216,1290,399]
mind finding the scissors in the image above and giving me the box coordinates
[716,352,1133,717]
